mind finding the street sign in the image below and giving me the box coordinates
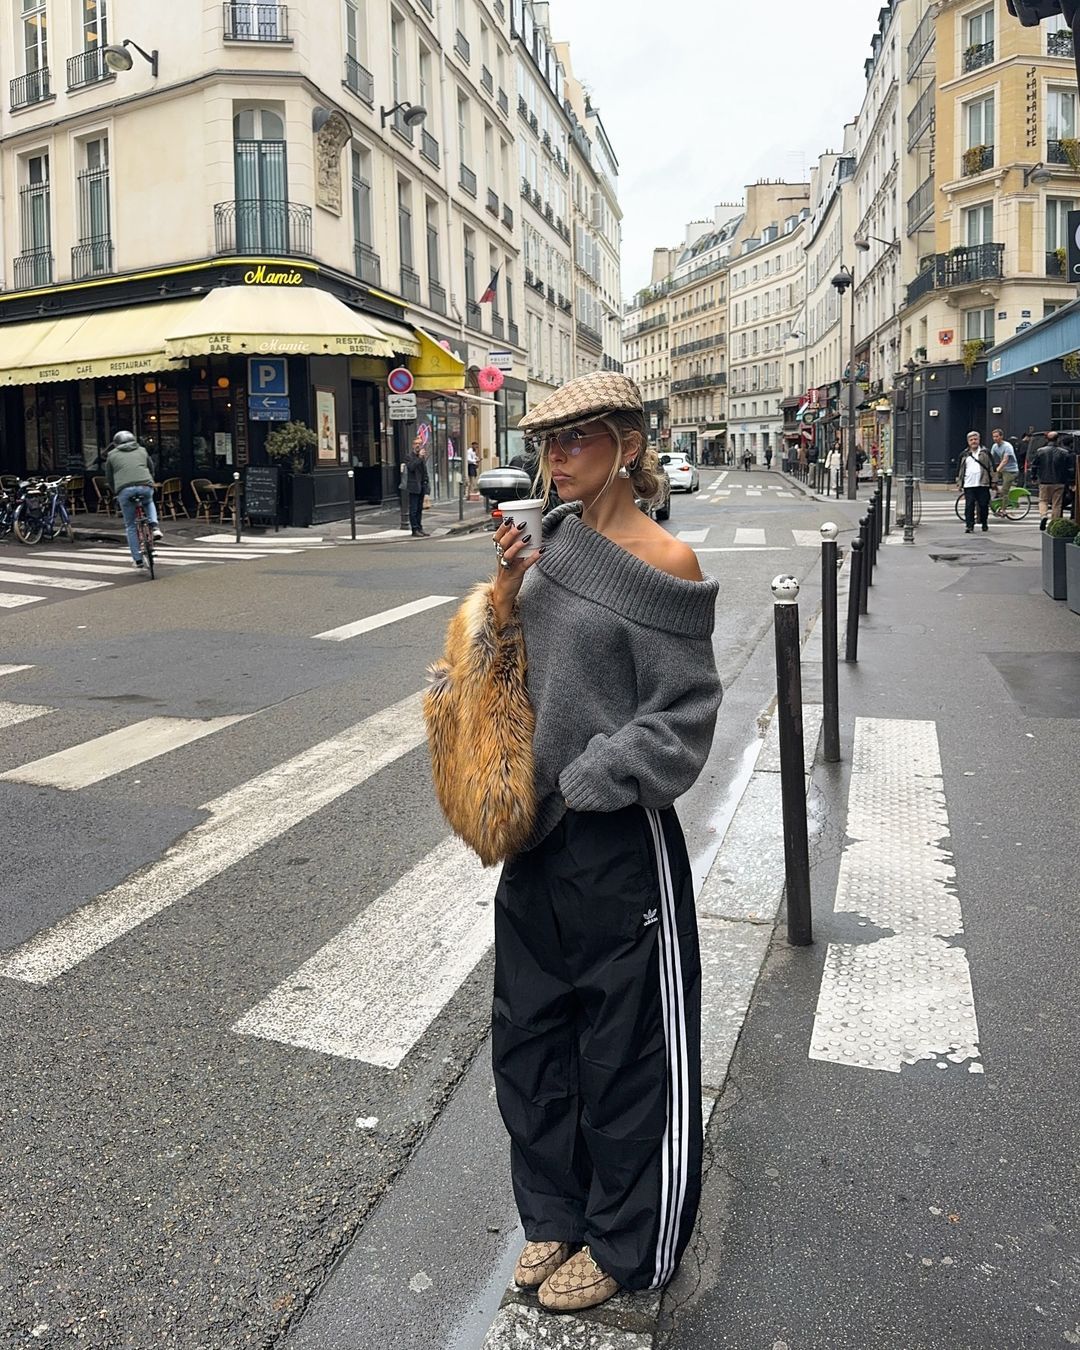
[389,392,418,420]
[488,349,513,371]
[1068,210,1080,280]
[248,393,291,422]
[387,366,414,394]
[248,357,288,396]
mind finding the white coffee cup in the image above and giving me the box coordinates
[499,497,545,561]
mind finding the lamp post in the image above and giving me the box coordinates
[902,356,918,545]
[831,264,857,500]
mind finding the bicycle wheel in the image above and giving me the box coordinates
[138,521,155,579]
[954,491,965,521]
[1002,489,1032,521]
[13,508,43,545]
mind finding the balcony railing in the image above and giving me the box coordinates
[466,299,482,329]
[392,106,416,143]
[602,355,624,373]
[906,5,935,80]
[223,2,289,41]
[455,29,471,62]
[14,249,53,289]
[905,242,1004,305]
[907,79,935,149]
[481,65,494,94]
[344,53,374,105]
[486,188,499,216]
[459,162,477,196]
[623,313,668,340]
[215,199,311,256]
[670,373,726,392]
[1049,28,1074,58]
[906,174,935,234]
[671,335,725,357]
[492,314,504,340]
[507,320,519,346]
[10,69,50,110]
[962,40,994,72]
[67,48,111,91]
[502,203,513,230]
[576,319,603,353]
[1047,249,1066,277]
[962,143,994,175]
[497,87,509,115]
[429,280,447,314]
[493,0,505,17]
[1047,138,1079,166]
[355,241,381,285]
[399,265,421,303]
[420,129,440,167]
[72,237,113,280]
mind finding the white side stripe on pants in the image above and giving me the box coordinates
[645,808,691,1288]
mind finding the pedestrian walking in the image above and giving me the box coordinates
[956,431,995,533]
[742,448,753,473]
[1030,432,1070,529]
[764,445,773,470]
[826,445,842,493]
[467,441,479,493]
[405,439,430,536]
[991,428,1018,507]
[429,371,722,1314]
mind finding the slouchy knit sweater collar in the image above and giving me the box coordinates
[537,501,718,639]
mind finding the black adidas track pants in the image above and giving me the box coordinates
[492,805,702,1291]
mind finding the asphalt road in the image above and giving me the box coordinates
[0,469,855,1349]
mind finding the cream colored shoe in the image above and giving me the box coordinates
[537,1245,620,1313]
[513,1240,572,1290]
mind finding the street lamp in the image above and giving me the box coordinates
[380,101,428,129]
[898,355,919,545]
[103,39,159,76]
[831,264,858,500]
[1023,162,1053,187]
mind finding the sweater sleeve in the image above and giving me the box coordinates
[558,634,722,813]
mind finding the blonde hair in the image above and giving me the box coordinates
[535,410,664,504]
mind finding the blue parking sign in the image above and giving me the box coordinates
[248,357,288,396]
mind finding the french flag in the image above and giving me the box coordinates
[479,268,500,304]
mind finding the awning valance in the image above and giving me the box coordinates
[372,318,421,357]
[0,299,204,387]
[164,286,396,359]
[410,327,466,390]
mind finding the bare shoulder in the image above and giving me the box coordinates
[632,519,704,582]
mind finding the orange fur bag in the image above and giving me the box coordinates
[424,581,536,866]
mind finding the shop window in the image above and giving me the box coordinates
[190,361,239,476]
[1051,389,1080,430]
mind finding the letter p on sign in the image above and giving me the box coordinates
[248,357,288,396]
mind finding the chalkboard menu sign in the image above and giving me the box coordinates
[245,465,280,523]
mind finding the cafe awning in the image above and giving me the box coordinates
[0,298,204,387]
[164,286,396,359]
[372,317,421,356]
[410,327,467,390]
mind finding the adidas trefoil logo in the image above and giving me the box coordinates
[643,909,659,927]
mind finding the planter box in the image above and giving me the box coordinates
[1067,543,1080,616]
[1042,531,1070,600]
[287,473,315,528]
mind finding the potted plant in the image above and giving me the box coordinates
[1059,137,1080,171]
[1055,247,1068,278]
[1043,517,1079,600]
[1068,530,1080,616]
[1063,350,1080,379]
[962,144,989,176]
[961,338,985,377]
[265,420,318,527]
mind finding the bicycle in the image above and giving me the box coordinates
[129,488,156,579]
[953,483,1032,522]
[13,476,75,545]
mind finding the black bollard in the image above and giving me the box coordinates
[233,471,241,544]
[820,524,841,762]
[866,500,877,583]
[458,468,465,522]
[903,474,916,545]
[875,479,885,546]
[883,472,892,537]
[399,461,410,531]
[859,516,870,614]
[347,469,357,541]
[771,575,813,946]
[845,537,863,662]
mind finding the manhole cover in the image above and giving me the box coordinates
[929,552,1019,566]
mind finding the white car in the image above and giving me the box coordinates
[660,452,700,493]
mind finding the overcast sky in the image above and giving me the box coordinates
[551,0,885,298]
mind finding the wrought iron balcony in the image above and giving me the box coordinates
[497,87,509,116]
[486,188,499,216]
[962,40,994,72]
[492,314,504,340]
[481,65,494,94]
[576,319,603,353]
[344,54,374,105]
[466,300,482,329]
[670,373,726,392]
[223,2,289,41]
[455,29,471,62]
[72,237,113,280]
[14,249,53,289]
[399,265,421,303]
[392,106,415,143]
[502,203,513,230]
[459,162,477,196]
[905,242,1004,305]
[216,199,311,256]
[962,143,994,176]
[508,320,519,346]
[907,80,935,150]
[11,69,50,110]
[1049,28,1074,58]
[420,129,440,167]
[67,48,111,91]
[671,335,724,357]
[907,175,935,233]
[429,280,447,314]
[493,0,505,17]
[355,242,381,285]
[1047,138,1078,166]
[1047,249,1066,277]
[906,6,935,80]
[602,355,624,373]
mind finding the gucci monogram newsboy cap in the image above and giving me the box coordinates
[517,371,645,434]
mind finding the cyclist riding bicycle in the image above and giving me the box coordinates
[105,430,164,567]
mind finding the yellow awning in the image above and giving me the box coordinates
[164,286,395,359]
[410,327,466,391]
[0,299,204,387]
[372,318,421,357]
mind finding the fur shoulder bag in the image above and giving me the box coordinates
[424,581,536,866]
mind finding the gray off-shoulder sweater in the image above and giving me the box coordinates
[517,502,723,848]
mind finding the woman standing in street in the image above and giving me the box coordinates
[488,372,723,1313]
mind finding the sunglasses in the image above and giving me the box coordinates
[544,427,614,455]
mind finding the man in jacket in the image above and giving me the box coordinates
[1030,433,1069,530]
[105,430,164,565]
[405,441,430,537]
[955,431,995,533]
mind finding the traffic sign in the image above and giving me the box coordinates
[388,367,415,394]
[248,393,291,422]
[248,358,288,396]
[389,392,418,420]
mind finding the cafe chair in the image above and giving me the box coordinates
[219,481,239,525]
[66,475,88,514]
[159,477,190,520]
[91,475,115,516]
[190,478,221,523]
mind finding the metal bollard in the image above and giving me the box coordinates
[875,479,885,546]
[347,469,357,541]
[233,471,241,544]
[903,474,915,545]
[866,500,877,582]
[883,471,892,537]
[859,516,870,614]
[399,461,410,531]
[820,524,840,763]
[771,575,813,946]
[845,537,863,662]
[458,469,465,522]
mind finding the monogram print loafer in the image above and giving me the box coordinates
[513,1240,572,1290]
[537,1245,620,1312]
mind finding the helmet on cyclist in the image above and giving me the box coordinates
[110,430,137,448]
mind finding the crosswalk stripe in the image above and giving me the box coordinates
[697,547,787,554]
[37,551,208,568]
[0,665,35,678]
[0,715,249,790]
[0,692,428,985]
[79,546,288,560]
[791,530,826,548]
[0,568,108,592]
[194,534,327,546]
[745,489,762,497]
[0,701,51,730]
[734,528,767,545]
[0,556,134,576]
[313,595,457,642]
[234,837,495,1067]
[676,528,709,544]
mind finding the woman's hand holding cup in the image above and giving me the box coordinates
[492,510,542,626]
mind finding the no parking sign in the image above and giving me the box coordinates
[388,367,414,395]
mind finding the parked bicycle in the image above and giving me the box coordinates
[953,483,1032,522]
[0,480,25,538]
[13,476,75,546]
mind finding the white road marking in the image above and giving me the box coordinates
[194,534,328,546]
[791,530,827,548]
[0,556,136,576]
[745,489,763,497]
[809,718,981,1076]
[715,489,731,497]
[0,665,35,678]
[0,701,51,730]
[312,595,457,642]
[676,528,710,544]
[0,569,108,592]
[715,471,728,483]
[0,715,249,790]
[0,693,428,985]
[697,546,787,554]
[79,546,287,560]
[733,528,767,545]
[234,837,495,1066]
[37,551,209,568]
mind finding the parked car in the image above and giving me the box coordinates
[660,452,700,493]
[636,465,671,522]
